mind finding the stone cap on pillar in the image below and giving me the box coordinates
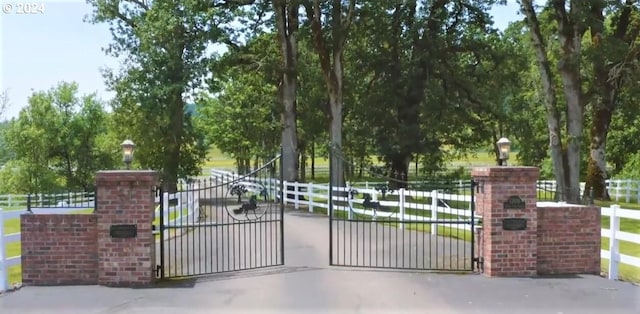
[471,166,539,181]
[95,170,159,186]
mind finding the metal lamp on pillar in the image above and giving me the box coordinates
[121,139,136,170]
[496,137,511,166]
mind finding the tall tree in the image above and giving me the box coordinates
[350,0,499,185]
[87,0,224,192]
[520,0,589,203]
[274,0,300,182]
[3,82,115,193]
[302,0,356,187]
[584,0,639,199]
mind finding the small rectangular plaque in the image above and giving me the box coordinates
[503,196,526,210]
[110,224,138,238]
[502,218,527,231]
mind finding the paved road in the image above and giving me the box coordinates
[2,210,639,314]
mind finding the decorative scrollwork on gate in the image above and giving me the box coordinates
[225,181,273,221]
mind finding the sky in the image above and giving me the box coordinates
[0,0,527,120]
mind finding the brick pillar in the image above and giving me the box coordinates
[471,167,539,277]
[95,170,158,287]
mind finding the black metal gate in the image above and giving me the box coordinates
[328,147,477,271]
[157,155,284,279]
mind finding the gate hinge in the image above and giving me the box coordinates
[473,257,484,272]
[472,180,484,193]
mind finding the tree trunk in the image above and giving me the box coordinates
[555,0,587,204]
[311,139,315,180]
[329,91,344,187]
[162,92,183,193]
[274,0,300,183]
[300,150,306,182]
[585,86,614,200]
[304,0,355,188]
[521,0,567,201]
[583,1,634,201]
[389,156,409,189]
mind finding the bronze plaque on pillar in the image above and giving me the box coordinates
[109,224,138,238]
[502,218,527,231]
[503,196,526,210]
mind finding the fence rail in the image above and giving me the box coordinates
[536,179,640,203]
[0,192,97,208]
[211,170,640,203]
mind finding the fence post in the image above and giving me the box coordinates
[326,185,331,217]
[294,181,299,210]
[308,183,314,213]
[194,183,201,222]
[7,195,10,207]
[187,190,194,224]
[282,181,288,207]
[163,192,170,227]
[625,180,631,203]
[347,183,353,220]
[0,207,6,293]
[399,188,405,230]
[608,204,620,280]
[431,190,438,236]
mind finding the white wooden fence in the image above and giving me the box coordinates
[533,179,640,204]
[0,190,198,293]
[601,205,640,280]
[210,169,640,282]
[0,192,96,208]
[152,189,201,239]
[279,181,478,233]
[0,195,28,207]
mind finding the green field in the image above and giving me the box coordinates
[201,148,509,171]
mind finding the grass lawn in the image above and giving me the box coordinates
[200,147,509,172]
[1,206,28,211]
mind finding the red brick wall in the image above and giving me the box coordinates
[537,204,601,275]
[20,214,98,285]
[95,170,158,287]
[20,170,158,288]
[472,166,540,277]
